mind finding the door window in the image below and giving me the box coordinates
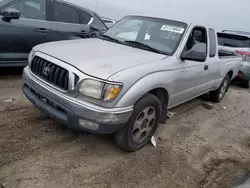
[183,27,207,59]
[7,0,46,20]
[80,10,91,24]
[53,2,80,24]
[92,15,107,30]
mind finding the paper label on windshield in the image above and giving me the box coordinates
[161,25,185,34]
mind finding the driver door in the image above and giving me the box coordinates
[169,27,210,107]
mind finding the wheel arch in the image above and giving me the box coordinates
[148,88,169,108]
[227,70,233,80]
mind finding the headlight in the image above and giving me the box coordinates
[78,79,122,101]
[78,79,105,99]
[28,49,35,64]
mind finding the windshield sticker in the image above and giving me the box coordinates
[161,25,185,34]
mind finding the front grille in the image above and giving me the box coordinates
[30,56,69,90]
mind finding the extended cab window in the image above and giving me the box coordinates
[53,2,80,24]
[209,28,216,57]
[7,0,46,20]
[182,27,207,60]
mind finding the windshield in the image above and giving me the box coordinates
[103,16,187,55]
[217,33,250,48]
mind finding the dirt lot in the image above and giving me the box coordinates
[0,69,250,188]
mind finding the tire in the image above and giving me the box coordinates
[241,80,250,88]
[210,75,230,103]
[114,93,161,152]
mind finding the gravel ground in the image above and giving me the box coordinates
[0,68,250,188]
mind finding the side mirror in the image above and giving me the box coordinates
[181,43,207,62]
[1,8,20,21]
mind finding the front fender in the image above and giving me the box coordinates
[115,72,173,108]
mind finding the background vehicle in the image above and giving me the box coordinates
[217,32,250,88]
[222,30,250,37]
[101,16,115,28]
[0,0,108,67]
[23,16,242,152]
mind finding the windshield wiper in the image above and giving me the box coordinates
[99,34,122,44]
[123,40,165,54]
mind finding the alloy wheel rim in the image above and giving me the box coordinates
[219,80,228,99]
[132,106,156,143]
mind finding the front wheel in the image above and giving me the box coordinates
[210,75,230,103]
[114,93,161,152]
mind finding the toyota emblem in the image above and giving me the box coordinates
[43,66,50,76]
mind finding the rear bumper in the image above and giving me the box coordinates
[23,67,133,134]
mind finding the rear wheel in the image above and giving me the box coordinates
[210,75,230,103]
[114,93,161,152]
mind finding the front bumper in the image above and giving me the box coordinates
[23,67,133,134]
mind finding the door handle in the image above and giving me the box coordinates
[37,28,49,33]
[204,65,209,70]
[80,30,88,37]
[80,30,87,34]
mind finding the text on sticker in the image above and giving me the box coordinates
[161,25,185,34]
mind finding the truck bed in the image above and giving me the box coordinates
[218,46,239,58]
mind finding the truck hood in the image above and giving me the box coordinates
[34,38,165,80]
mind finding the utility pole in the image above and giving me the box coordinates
[95,0,99,12]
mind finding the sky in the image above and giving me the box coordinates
[70,0,250,32]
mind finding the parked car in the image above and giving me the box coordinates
[222,30,250,37]
[101,16,115,28]
[0,0,107,67]
[217,32,250,88]
[23,15,242,152]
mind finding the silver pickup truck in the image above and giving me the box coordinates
[23,15,242,152]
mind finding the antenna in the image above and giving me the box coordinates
[95,0,99,12]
